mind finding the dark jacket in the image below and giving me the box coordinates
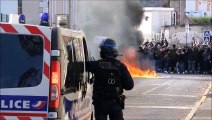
[87,58,134,90]
[86,58,134,100]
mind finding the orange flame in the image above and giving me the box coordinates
[120,48,157,78]
[124,63,157,78]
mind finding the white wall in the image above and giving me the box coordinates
[22,0,40,25]
[77,0,90,30]
[140,11,152,34]
[139,7,174,35]
[152,11,171,34]
[0,0,18,14]
[48,0,69,27]
[42,0,48,13]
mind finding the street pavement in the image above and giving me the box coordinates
[123,73,211,120]
[191,87,211,120]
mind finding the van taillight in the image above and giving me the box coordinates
[50,60,60,109]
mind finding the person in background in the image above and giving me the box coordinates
[167,44,177,73]
[202,47,211,74]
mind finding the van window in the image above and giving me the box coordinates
[63,36,85,91]
[0,33,43,88]
[73,38,85,62]
[64,36,76,89]
[73,38,85,90]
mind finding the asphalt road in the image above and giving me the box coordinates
[123,73,211,120]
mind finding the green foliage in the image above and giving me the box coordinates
[191,17,212,25]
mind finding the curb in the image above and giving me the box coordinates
[184,82,211,120]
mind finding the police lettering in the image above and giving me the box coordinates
[1,100,30,109]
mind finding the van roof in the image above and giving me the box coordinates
[0,22,86,41]
[1,22,85,35]
[0,22,52,29]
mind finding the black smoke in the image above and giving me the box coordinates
[78,0,144,59]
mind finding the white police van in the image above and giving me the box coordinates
[0,19,93,119]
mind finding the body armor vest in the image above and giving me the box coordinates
[93,59,122,100]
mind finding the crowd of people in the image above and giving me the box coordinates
[138,38,212,75]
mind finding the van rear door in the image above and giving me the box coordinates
[0,23,51,119]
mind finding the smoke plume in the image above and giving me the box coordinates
[78,0,144,59]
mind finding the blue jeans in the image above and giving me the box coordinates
[176,62,185,73]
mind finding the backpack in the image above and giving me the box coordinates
[93,58,122,100]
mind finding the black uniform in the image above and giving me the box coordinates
[87,58,134,120]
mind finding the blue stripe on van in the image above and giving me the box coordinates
[0,95,48,111]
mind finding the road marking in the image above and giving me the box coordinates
[125,105,192,109]
[157,75,171,78]
[191,117,212,119]
[146,94,196,98]
[184,83,211,120]
[145,84,162,85]
[143,80,172,94]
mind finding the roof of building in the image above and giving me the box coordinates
[140,0,170,7]
[185,16,197,24]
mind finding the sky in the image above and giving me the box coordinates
[0,0,18,14]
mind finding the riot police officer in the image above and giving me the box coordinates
[87,38,134,120]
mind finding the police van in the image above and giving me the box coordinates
[0,20,93,119]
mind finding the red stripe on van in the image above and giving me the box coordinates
[0,116,6,120]
[0,112,47,117]
[44,62,50,79]
[17,116,31,120]
[0,24,18,33]
[24,25,50,53]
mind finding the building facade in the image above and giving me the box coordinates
[22,0,40,24]
[186,0,212,17]
[170,0,212,25]
[139,7,175,41]
[170,0,186,25]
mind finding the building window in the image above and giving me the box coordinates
[145,16,149,21]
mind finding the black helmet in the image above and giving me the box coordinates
[99,38,118,58]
